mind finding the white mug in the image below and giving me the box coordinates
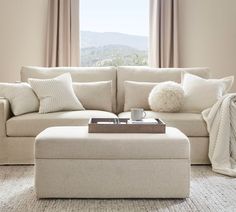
[131,108,146,121]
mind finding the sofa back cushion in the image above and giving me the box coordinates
[73,81,113,112]
[21,66,117,113]
[124,81,158,111]
[117,66,210,113]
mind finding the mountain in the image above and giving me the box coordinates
[80,44,147,67]
[81,31,148,51]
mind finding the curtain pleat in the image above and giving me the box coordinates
[46,0,80,67]
[149,0,179,68]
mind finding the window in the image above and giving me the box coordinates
[80,0,149,67]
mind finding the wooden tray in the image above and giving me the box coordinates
[88,118,166,133]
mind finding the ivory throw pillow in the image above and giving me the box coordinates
[29,73,84,113]
[124,81,158,111]
[149,81,184,112]
[182,73,234,112]
[73,81,112,112]
[0,82,39,116]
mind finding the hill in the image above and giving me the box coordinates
[81,44,147,67]
[81,31,148,51]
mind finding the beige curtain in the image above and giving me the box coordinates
[149,0,178,68]
[46,0,80,67]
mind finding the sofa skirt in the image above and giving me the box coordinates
[0,137,210,165]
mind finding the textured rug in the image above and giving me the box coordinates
[0,166,236,212]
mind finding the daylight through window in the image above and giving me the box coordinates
[80,0,149,67]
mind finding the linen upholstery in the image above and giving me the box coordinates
[189,137,209,164]
[4,137,35,164]
[35,159,190,198]
[73,81,112,112]
[124,81,157,111]
[35,127,189,159]
[35,126,190,198]
[21,66,117,113]
[0,83,39,115]
[0,98,11,137]
[117,66,210,113]
[118,111,208,137]
[3,136,209,165]
[0,66,212,165]
[7,111,117,137]
[0,99,11,163]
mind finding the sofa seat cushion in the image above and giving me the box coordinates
[118,111,208,137]
[35,126,189,159]
[7,110,117,137]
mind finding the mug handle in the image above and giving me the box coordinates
[142,111,146,119]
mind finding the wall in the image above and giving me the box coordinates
[0,0,48,82]
[0,0,236,92]
[179,0,236,92]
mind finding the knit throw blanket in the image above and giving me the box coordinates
[202,94,236,177]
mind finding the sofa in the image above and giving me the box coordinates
[0,66,210,165]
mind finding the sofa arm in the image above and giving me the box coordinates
[0,98,11,137]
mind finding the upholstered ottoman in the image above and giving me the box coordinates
[35,126,190,198]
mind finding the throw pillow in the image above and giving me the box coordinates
[124,81,158,111]
[73,81,112,112]
[148,81,184,112]
[182,73,234,112]
[29,73,84,113]
[0,82,39,116]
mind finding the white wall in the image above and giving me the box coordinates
[0,0,48,82]
[179,0,236,92]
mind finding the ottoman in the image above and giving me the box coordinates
[35,126,190,198]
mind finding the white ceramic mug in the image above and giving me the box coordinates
[131,108,146,121]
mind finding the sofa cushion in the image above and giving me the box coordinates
[35,126,189,159]
[182,73,234,112]
[21,66,117,113]
[0,83,39,115]
[7,110,117,137]
[73,81,112,112]
[124,81,157,111]
[118,111,208,137]
[117,66,210,113]
[29,73,85,114]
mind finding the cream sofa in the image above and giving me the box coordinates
[0,66,210,165]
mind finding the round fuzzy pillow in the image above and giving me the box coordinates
[148,81,184,112]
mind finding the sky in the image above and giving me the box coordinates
[80,0,149,37]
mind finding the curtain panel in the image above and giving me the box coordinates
[149,0,179,68]
[46,0,80,67]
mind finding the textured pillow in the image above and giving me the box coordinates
[182,73,234,112]
[149,81,184,112]
[0,82,39,116]
[73,81,112,112]
[124,81,158,111]
[29,73,84,113]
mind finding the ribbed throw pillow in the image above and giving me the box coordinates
[29,73,84,113]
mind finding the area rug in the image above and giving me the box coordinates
[0,166,236,212]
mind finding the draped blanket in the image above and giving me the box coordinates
[202,94,236,177]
